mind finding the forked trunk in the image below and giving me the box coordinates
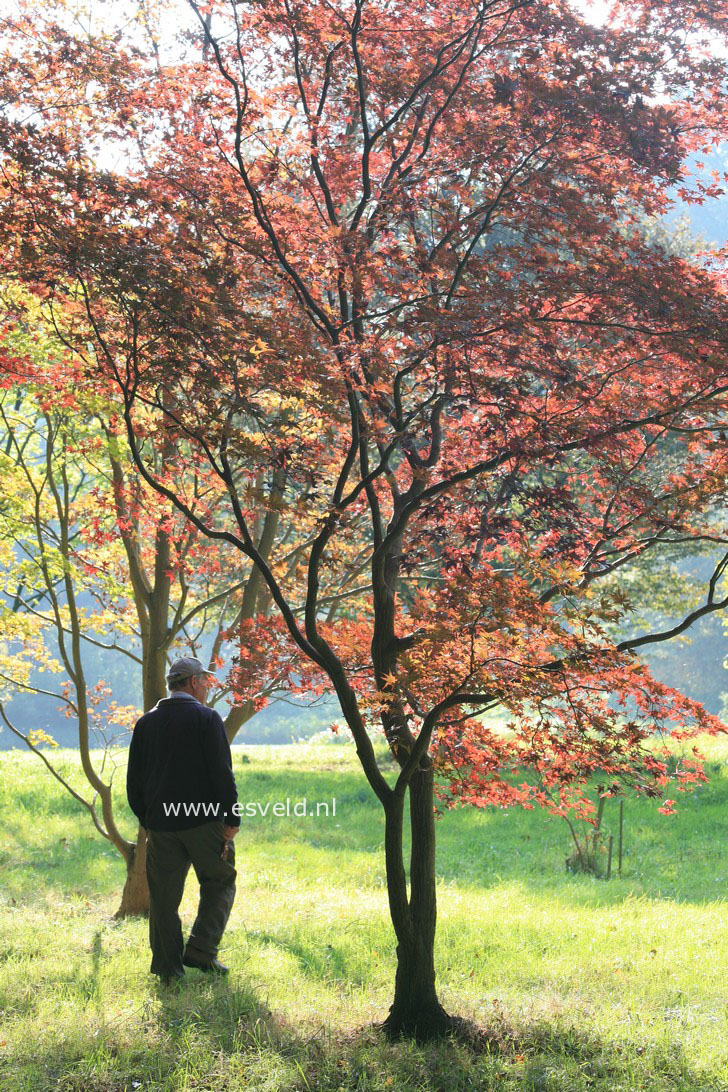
[114,826,149,918]
[224,699,256,744]
[382,765,452,1039]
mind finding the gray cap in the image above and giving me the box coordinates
[167,656,214,684]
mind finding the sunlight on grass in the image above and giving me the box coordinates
[1,741,728,1090]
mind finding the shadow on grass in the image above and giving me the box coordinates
[59,972,723,1092]
[248,929,358,987]
[0,928,107,1020]
[0,923,724,1091]
[74,929,104,1003]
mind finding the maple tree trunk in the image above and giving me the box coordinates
[224,699,256,744]
[126,640,167,920]
[127,636,169,919]
[382,765,452,1039]
[143,583,170,712]
[143,648,168,714]
[115,825,149,918]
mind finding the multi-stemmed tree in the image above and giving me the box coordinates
[1,0,727,1035]
[0,305,307,913]
[0,291,370,913]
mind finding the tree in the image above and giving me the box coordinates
[0,289,360,913]
[0,298,295,914]
[0,363,153,915]
[1,0,727,1036]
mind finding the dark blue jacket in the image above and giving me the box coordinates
[126,694,240,831]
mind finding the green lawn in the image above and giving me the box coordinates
[1,739,728,1091]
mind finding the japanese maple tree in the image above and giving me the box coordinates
[0,292,311,914]
[1,0,728,1036]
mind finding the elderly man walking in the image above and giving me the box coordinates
[127,657,240,984]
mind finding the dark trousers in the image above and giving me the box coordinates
[145,821,236,979]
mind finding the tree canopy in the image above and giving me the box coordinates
[1,0,727,1036]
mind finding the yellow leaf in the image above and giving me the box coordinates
[27,729,58,748]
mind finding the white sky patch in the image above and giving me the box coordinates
[573,0,611,27]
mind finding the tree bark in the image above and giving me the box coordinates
[381,766,452,1039]
[224,699,255,744]
[115,825,149,918]
[143,519,172,710]
[125,603,170,917]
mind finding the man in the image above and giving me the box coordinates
[127,656,240,984]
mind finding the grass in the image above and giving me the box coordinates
[1,738,728,1090]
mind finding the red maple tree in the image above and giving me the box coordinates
[1,0,727,1036]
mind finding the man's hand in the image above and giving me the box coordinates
[222,825,239,840]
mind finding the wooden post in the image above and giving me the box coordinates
[618,800,624,876]
[596,791,605,830]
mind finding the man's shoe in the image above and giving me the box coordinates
[182,954,229,975]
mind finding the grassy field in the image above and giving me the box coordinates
[1,739,728,1091]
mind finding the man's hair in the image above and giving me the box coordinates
[168,674,201,692]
